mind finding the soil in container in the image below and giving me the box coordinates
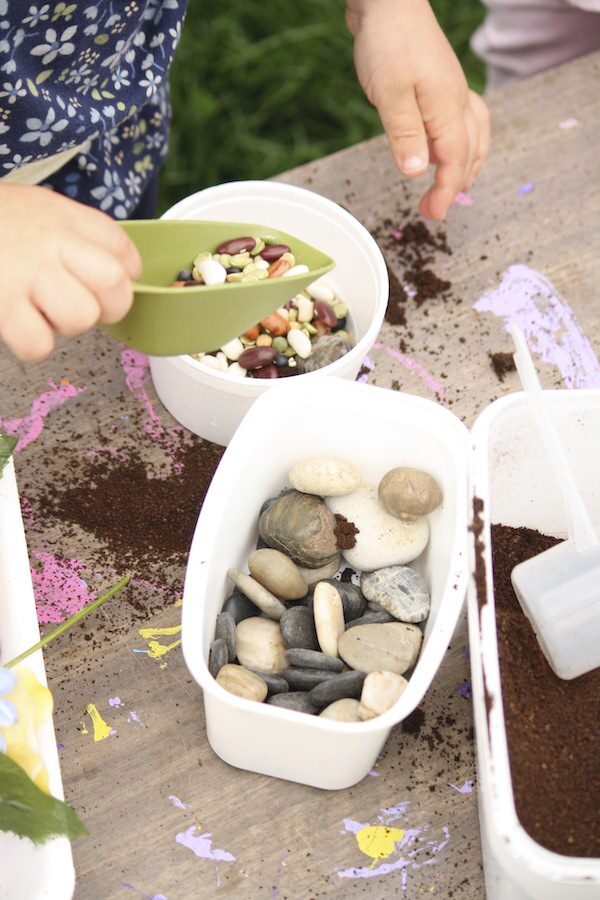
[491,524,600,858]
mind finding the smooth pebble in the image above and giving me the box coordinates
[288,458,361,497]
[267,692,316,715]
[214,611,236,661]
[319,698,362,722]
[338,622,422,675]
[216,664,268,702]
[296,556,341,585]
[358,671,408,720]
[309,670,366,709]
[208,638,228,678]
[223,588,260,623]
[284,648,344,672]
[227,568,286,620]
[280,605,319,650]
[313,581,345,657]
[345,610,395,629]
[259,491,338,569]
[280,667,340,690]
[248,548,308,600]
[236,617,287,675]
[378,466,443,519]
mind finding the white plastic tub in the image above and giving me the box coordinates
[150,180,388,446]
[469,390,600,900]
[181,375,470,790]
[0,457,76,900]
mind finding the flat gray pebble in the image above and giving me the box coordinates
[345,610,395,629]
[215,611,236,661]
[267,692,317,714]
[250,671,289,696]
[309,670,366,708]
[280,667,340,690]
[223,589,259,623]
[280,605,319,650]
[321,579,366,621]
[208,638,228,678]
[284,648,344,671]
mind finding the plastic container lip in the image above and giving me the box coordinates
[181,374,470,750]
[160,179,388,376]
[469,389,600,888]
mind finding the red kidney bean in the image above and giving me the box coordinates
[252,364,280,379]
[313,300,337,328]
[260,244,291,262]
[238,346,277,369]
[216,236,256,254]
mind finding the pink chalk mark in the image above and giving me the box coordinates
[31,551,94,624]
[474,264,600,388]
[176,826,235,862]
[168,795,188,810]
[453,191,474,207]
[559,118,579,129]
[0,380,85,452]
[373,343,446,398]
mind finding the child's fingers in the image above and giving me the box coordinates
[419,117,470,220]
[67,203,143,281]
[32,267,101,338]
[378,87,430,176]
[0,299,55,362]
[60,239,135,324]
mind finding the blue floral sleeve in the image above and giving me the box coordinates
[0,0,189,217]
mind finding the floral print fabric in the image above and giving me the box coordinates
[0,1,188,216]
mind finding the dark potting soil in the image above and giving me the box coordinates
[491,523,600,857]
[489,351,516,383]
[333,513,359,550]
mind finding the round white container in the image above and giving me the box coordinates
[149,180,388,445]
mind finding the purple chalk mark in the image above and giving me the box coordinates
[449,780,474,794]
[337,821,450,880]
[455,680,472,699]
[356,355,374,383]
[271,849,289,900]
[168,794,188,810]
[474,264,600,388]
[368,768,381,777]
[453,191,474,207]
[122,884,167,900]
[373,343,446,398]
[109,697,124,707]
[517,182,535,195]
[0,380,85,452]
[559,118,579,129]
[31,552,93,625]
[128,710,143,725]
[176,826,235,862]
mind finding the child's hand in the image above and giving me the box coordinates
[0,185,142,362]
[346,0,490,220]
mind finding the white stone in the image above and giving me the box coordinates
[216,664,268,702]
[287,328,312,359]
[198,257,227,285]
[319,698,362,722]
[306,279,335,303]
[358,671,408,720]
[227,568,286,619]
[236,617,287,674]
[326,485,429,571]
[289,457,361,497]
[220,337,244,361]
[313,581,345,657]
[338,622,422,675]
[283,264,310,277]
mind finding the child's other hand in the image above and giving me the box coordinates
[346,0,490,220]
[0,185,142,361]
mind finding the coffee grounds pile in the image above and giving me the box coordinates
[36,440,224,571]
[491,523,600,857]
[489,351,516,383]
[333,514,359,550]
[370,213,453,324]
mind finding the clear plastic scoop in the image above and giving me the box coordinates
[509,323,600,679]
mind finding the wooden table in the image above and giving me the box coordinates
[2,49,600,899]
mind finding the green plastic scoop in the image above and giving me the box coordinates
[101,219,334,356]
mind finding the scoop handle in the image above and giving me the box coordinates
[510,324,598,552]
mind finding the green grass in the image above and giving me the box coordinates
[159,0,486,213]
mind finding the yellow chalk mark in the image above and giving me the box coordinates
[138,624,182,668]
[85,703,113,741]
[80,720,88,735]
[356,825,405,861]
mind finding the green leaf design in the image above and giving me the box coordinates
[0,433,17,477]
[0,755,87,845]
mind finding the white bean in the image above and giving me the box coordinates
[198,257,227,285]
[287,328,312,359]
[220,337,244,361]
[283,264,310,277]
[306,279,335,302]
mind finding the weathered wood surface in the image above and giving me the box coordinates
[2,50,600,899]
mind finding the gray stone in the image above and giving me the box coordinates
[345,610,395,629]
[208,638,228,678]
[284,648,344,672]
[258,490,338,568]
[267,692,316,715]
[215,611,236,661]
[360,566,430,623]
[295,334,353,374]
[338,622,423,675]
[248,548,308,600]
[309,670,366,709]
[250,671,289,696]
[280,605,319,650]
[321,579,366,621]
[223,588,259,623]
[296,556,341,586]
[280,667,340,690]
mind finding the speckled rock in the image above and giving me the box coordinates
[338,622,422,675]
[259,490,339,568]
[248,548,308,600]
[284,648,344,672]
[313,581,345,657]
[208,638,228,678]
[326,485,429,571]
[288,458,361,497]
[215,611,236,660]
[236,617,287,675]
[319,698,363,722]
[358,671,408,720]
[360,566,430,623]
[279,605,319,650]
[267,692,316,714]
[295,334,353,374]
[227,568,286,620]
[378,467,443,519]
[309,670,366,709]
[216,664,268,702]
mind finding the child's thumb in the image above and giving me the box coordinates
[379,92,430,177]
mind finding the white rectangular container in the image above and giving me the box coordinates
[0,457,76,900]
[181,375,471,790]
[469,390,600,900]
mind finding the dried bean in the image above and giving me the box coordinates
[238,346,277,369]
[216,236,256,255]
[260,244,291,262]
[314,300,337,328]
